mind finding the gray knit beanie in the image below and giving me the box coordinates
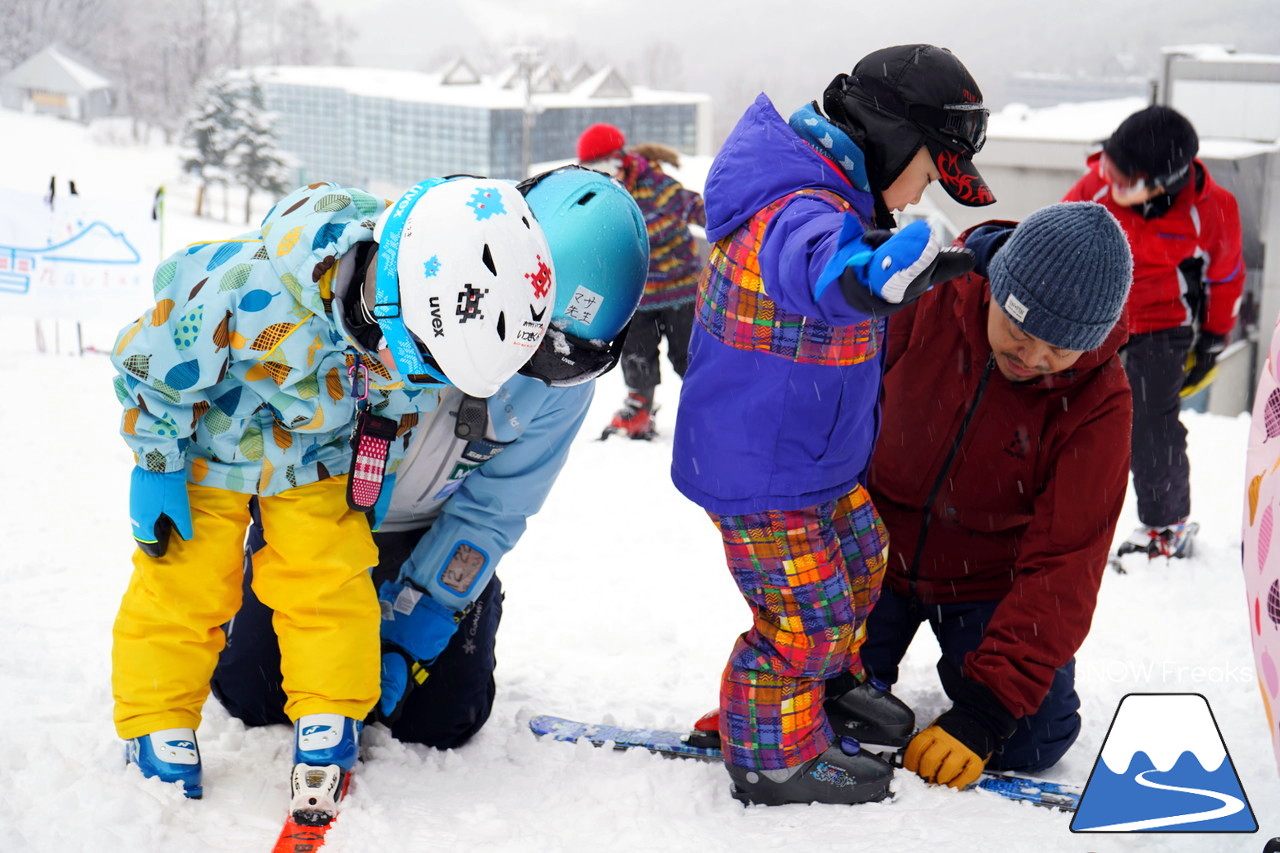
[988,202,1133,352]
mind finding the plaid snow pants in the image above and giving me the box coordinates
[710,484,888,770]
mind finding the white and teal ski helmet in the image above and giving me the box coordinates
[370,177,555,397]
[516,165,649,386]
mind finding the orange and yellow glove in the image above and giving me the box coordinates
[904,717,989,789]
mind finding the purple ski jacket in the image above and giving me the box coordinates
[671,93,886,515]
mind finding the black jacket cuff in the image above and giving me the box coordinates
[935,656,1018,755]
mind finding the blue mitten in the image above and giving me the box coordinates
[130,468,194,558]
[817,217,975,316]
[375,580,462,723]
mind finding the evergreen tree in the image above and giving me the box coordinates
[224,77,293,223]
[179,74,236,217]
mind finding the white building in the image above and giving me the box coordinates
[249,58,712,196]
[0,44,114,123]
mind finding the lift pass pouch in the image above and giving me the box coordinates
[346,363,399,512]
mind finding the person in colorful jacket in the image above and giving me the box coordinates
[670,44,994,806]
[111,177,557,803]
[1063,105,1244,560]
[209,167,651,748]
[857,202,1134,791]
[577,124,706,439]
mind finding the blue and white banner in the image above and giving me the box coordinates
[0,186,159,322]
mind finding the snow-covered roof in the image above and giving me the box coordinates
[989,97,1150,143]
[0,44,111,95]
[1162,43,1280,65]
[990,96,1278,159]
[252,64,707,109]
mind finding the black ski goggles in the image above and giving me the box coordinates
[518,323,629,388]
[907,102,988,156]
[852,76,989,156]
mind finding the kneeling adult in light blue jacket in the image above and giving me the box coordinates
[212,166,650,747]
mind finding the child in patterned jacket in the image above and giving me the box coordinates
[111,177,555,806]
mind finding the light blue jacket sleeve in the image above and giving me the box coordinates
[399,378,594,611]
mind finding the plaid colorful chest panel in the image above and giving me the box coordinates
[696,188,881,365]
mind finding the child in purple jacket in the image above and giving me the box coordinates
[670,44,993,805]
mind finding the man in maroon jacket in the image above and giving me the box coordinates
[846,202,1135,789]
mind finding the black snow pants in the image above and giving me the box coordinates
[211,514,504,749]
[619,301,695,399]
[1121,326,1196,528]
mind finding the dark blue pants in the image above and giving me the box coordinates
[211,522,504,749]
[861,584,1081,773]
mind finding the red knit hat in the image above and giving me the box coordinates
[577,123,626,163]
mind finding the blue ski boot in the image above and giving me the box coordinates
[290,714,361,825]
[125,728,202,798]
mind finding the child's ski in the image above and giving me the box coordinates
[528,714,1080,812]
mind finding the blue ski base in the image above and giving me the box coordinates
[529,714,1080,812]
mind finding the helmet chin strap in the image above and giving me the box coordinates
[359,260,379,327]
[356,258,400,375]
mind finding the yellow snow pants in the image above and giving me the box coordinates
[112,476,380,739]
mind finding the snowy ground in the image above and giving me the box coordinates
[1,109,1277,852]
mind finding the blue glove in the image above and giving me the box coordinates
[375,580,462,724]
[130,468,194,558]
[816,217,975,317]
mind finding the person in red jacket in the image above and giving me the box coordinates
[845,202,1134,790]
[1063,106,1244,559]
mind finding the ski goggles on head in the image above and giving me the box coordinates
[853,75,989,156]
[370,177,452,390]
[400,330,449,388]
[908,101,989,156]
[518,324,627,388]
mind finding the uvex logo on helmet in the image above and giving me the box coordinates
[429,295,444,337]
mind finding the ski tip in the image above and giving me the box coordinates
[272,816,335,853]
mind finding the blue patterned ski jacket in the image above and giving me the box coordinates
[110,182,437,496]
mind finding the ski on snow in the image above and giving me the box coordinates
[528,714,1080,812]
[269,764,353,853]
[272,817,337,853]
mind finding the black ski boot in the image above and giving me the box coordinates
[824,677,916,747]
[727,737,893,806]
